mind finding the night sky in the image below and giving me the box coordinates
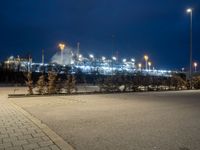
[0,0,200,70]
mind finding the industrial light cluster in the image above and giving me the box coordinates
[56,43,157,75]
[2,51,172,77]
[1,7,199,79]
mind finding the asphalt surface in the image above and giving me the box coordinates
[11,89,200,150]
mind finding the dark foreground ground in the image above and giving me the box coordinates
[11,89,200,150]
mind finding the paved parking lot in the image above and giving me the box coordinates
[8,89,200,150]
[0,87,73,150]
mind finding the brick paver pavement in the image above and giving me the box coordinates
[0,88,73,150]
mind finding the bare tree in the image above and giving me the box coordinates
[65,75,76,94]
[47,71,57,94]
[36,74,46,94]
[25,72,33,95]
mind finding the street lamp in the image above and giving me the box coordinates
[148,61,152,70]
[111,56,117,75]
[89,54,95,72]
[78,54,82,61]
[89,54,94,59]
[122,59,127,73]
[112,56,117,61]
[187,8,192,13]
[58,43,65,65]
[138,63,142,71]
[194,62,197,72]
[186,8,193,89]
[144,55,149,70]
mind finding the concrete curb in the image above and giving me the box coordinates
[8,89,189,98]
[9,101,75,150]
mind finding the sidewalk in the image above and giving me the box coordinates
[0,88,73,150]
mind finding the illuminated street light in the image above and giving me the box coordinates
[187,8,192,13]
[122,59,127,63]
[89,54,94,59]
[194,62,197,72]
[78,54,82,61]
[148,61,152,70]
[144,55,149,61]
[112,56,117,61]
[111,56,117,75]
[144,55,149,70]
[138,63,142,71]
[186,8,193,89]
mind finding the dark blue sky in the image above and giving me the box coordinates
[0,0,200,69]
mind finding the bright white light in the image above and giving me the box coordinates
[187,8,192,13]
[78,54,83,61]
[131,58,135,62]
[89,54,94,58]
[71,60,74,64]
[194,62,197,67]
[102,56,106,61]
[112,56,117,61]
[123,59,126,63]
[138,63,142,68]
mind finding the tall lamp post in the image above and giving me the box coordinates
[112,56,117,75]
[187,8,193,89]
[42,49,45,73]
[148,61,152,71]
[144,55,149,71]
[89,54,94,73]
[138,63,142,71]
[122,58,127,73]
[194,62,197,72]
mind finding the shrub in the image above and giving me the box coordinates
[56,78,63,93]
[193,76,200,89]
[171,74,187,90]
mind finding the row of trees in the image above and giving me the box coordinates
[25,72,200,95]
[96,74,188,92]
[25,72,76,95]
